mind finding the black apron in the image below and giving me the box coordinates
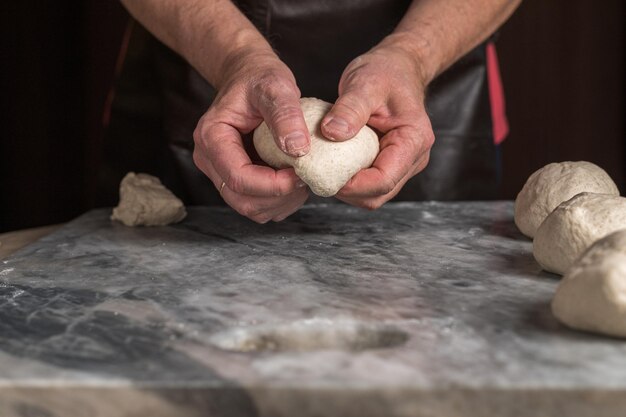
[97,0,498,207]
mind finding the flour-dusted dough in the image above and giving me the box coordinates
[111,172,187,226]
[253,97,379,197]
[552,229,626,338]
[514,161,619,238]
[533,193,626,275]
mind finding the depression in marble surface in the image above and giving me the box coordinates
[1,202,626,417]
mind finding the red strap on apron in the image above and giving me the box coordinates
[486,42,509,145]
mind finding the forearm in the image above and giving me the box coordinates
[120,0,275,89]
[379,0,521,86]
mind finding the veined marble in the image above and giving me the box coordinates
[0,202,625,417]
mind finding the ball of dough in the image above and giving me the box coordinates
[552,229,626,338]
[111,172,187,226]
[253,97,379,197]
[514,161,618,238]
[533,193,626,275]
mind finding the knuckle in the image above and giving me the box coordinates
[273,182,289,197]
[340,60,370,88]
[192,148,203,170]
[361,199,384,211]
[237,201,257,219]
[377,173,397,195]
[272,210,293,222]
[192,122,206,145]
[380,180,396,195]
[193,120,216,149]
[253,72,296,104]
[419,151,431,169]
[225,173,246,195]
[247,208,271,224]
[270,104,303,128]
[404,126,434,164]
[343,68,361,85]
[254,215,272,224]
[335,98,367,122]
[192,126,201,144]
[421,128,435,149]
[238,200,274,223]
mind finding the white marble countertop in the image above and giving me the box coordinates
[0,202,624,417]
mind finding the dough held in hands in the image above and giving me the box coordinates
[552,229,626,338]
[514,161,619,238]
[533,193,626,275]
[253,97,379,197]
[111,172,187,226]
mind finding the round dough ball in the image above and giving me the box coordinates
[514,161,618,238]
[533,193,626,275]
[253,97,379,197]
[552,229,626,338]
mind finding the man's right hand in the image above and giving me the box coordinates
[120,0,312,222]
[193,51,311,223]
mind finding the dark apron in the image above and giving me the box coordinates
[97,0,497,207]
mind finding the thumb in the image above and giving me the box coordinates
[321,90,375,141]
[253,84,310,157]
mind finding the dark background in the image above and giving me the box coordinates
[1,1,624,232]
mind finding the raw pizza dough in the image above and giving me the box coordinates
[253,97,379,197]
[552,229,626,338]
[514,161,618,238]
[533,192,626,275]
[111,172,187,226]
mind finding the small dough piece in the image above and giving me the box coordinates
[552,230,626,338]
[533,193,626,275]
[111,172,187,226]
[253,97,379,197]
[514,161,618,238]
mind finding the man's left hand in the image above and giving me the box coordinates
[321,43,435,210]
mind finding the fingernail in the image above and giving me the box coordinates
[284,132,309,156]
[323,117,350,137]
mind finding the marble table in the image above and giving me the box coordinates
[0,202,625,417]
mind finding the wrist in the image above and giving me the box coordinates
[373,31,440,88]
[214,44,281,90]
[170,0,279,90]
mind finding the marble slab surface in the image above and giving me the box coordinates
[1,202,625,417]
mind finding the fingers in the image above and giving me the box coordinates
[338,126,433,198]
[195,121,305,197]
[250,76,310,157]
[336,152,430,210]
[222,185,309,223]
[321,87,380,142]
[192,63,312,223]
[193,145,309,223]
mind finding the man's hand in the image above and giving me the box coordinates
[193,52,311,223]
[320,0,521,210]
[321,45,435,210]
[120,0,313,223]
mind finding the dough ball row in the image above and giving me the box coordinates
[515,161,626,338]
[514,161,618,238]
[552,230,626,338]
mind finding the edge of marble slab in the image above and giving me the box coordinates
[1,384,625,417]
